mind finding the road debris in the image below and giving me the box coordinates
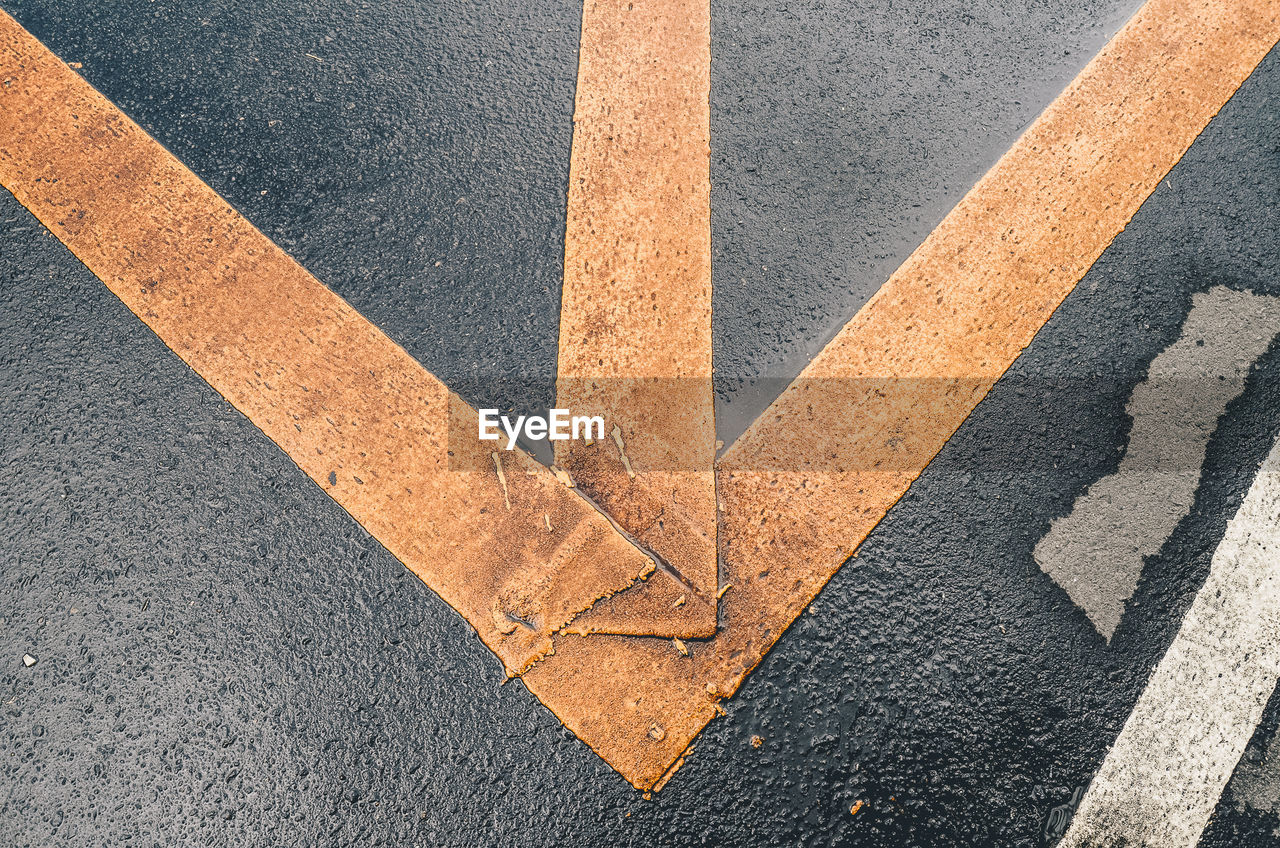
[491,452,511,511]
[611,424,636,479]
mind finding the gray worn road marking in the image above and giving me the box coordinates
[1059,430,1280,848]
[1036,286,1280,639]
[1227,731,1280,816]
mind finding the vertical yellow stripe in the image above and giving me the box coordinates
[554,0,718,637]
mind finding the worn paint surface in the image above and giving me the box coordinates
[1036,286,1280,639]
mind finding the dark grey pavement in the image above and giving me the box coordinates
[2,1,1279,845]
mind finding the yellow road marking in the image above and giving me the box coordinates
[523,0,1280,788]
[0,10,655,675]
[5,0,1277,795]
[554,0,718,637]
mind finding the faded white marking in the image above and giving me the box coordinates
[1036,287,1280,639]
[1060,434,1280,847]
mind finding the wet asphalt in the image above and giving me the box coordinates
[2,1,1279,845]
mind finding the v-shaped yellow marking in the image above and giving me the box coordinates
[1,0,1276,793]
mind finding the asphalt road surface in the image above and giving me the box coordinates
[3,1,1280,845]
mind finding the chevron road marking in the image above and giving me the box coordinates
[2,0,1278,798]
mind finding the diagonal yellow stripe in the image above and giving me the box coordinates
[0,9,655,676]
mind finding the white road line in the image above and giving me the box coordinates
[1061,430,1280,847]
